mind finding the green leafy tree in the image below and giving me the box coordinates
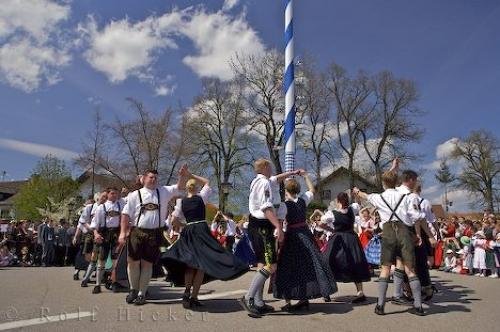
[13,155,80,220]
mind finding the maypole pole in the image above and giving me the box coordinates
[284,0,295,172]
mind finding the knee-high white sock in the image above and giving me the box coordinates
[82,262,95,281]
[138,265,153,296]
[96,262,104,286]
[128,264,140,291]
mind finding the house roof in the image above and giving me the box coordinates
[319,167,377,189]
[0,180,28,195]
[77,170,133,189]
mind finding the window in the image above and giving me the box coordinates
[321,190,331,200]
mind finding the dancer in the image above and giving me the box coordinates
[80,191,107,287]
[354,169,426,316]
[72,197,95,280]
[274,171,337,312]
[320,192,371,304]
[161,173,248,309]
[119,167,188,305]
[91,187,123,294]
[239,158,299,317]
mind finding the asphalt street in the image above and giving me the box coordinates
[0,267,498,331]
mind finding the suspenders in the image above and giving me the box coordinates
[136,188,161,228]
[380,194,406,223]
[418,198,424,210]
[100,201,121,230]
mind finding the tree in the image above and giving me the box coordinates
[188,78,253,211]
[76,99,185,186]
[14,155,80,220]
[326,63,371,191]
[296,59,335,197]
[435,159,456,212]
[452,130,500,211]
[360,71,424,190]
[232,51,303,199]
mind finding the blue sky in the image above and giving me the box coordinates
[0,0,499,211]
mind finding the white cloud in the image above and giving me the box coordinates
[0,0,71,92]
[424,137,461,170]
[80,5,265,87]
[180,9,265,80]
[0,138,78,160]
[222,0,240,11]
[79,16,179,83]
[154,84,176,96]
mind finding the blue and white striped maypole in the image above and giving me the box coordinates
[284,0,295,172]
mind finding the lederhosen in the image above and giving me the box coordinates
[128,189,163,263]
[380,194,416,268]
[94,202,121,261]
[247,214,277,266]
[82,205,95,255]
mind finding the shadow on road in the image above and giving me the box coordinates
[424,276,476,315]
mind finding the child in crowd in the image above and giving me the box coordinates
[490,233,500,278]
[453,250,463,274]
[442,249,456,272]
[473,231,488,277]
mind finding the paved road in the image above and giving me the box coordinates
[0,267,498,331]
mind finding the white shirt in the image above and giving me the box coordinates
[91,200,124,229]
[172,185,212,220]
[78,203,94,234]
[248,174,278,219]
[396,185,425,224]
[367,189,423,227]
[122,185,182,229]
[419,198,436,224]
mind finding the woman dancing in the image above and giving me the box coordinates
[161,173,248,309]
[320,192,371,304]
[274,171,337,311]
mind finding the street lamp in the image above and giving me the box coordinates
[220,182,232,213]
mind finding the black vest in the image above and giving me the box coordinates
[332,207,355,232]
[181,195,206,223]
[284,198,307,225]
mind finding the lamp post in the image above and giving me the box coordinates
[220,182,232,213]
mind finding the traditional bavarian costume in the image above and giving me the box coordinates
[274,191,337,301]
[321,207,371,283]
[78,203,95,255]
[122,185,182,263]
[92,200,123,261]
[160,185,248,286]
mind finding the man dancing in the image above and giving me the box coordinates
[119,166,189,305]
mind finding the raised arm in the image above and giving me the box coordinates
[272,170,300,183]
[299,170,316,195]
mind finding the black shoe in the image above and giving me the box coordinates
[423,286,438,302]
[134,295,146,306]
[374,304,385,315]
[126,290,138,304]
[182,292,191,309]
[391,296,412,306]
[281,303,294,312]
[80,280,88,287]
[292,300,309,311]
[351,294,367,304]
[323,295,331,303]
[257,303,275,314]
[190,298,203,307]
[238,296,261,318]
[73,274,79,281]
[408,306,426,316]
[92,286,101,294]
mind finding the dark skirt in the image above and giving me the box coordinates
[160,222,249,286]
[323,231,371,283]
[274,227,337,300]
[234,232,257,266]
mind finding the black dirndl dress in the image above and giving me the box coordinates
[274,199,337,300]
[323,208,371,283]
[160,195,248,286]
